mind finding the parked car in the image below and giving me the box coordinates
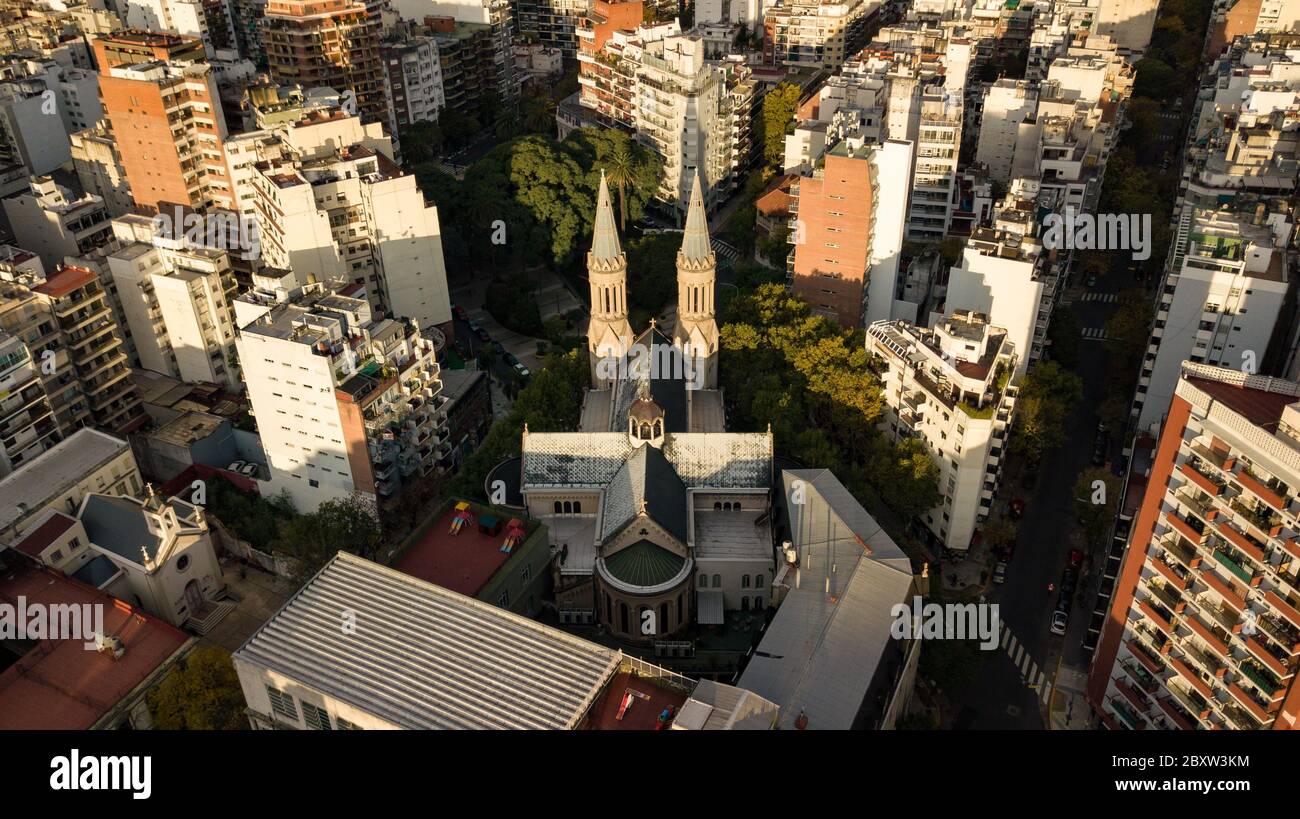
[490,341,506,355]
[1086,275,1098,288]
[227,460,246,472]
[504,352,520,366]
[514,362,531,378]
[1050,609,1069,636]
[1068,549,1083,570]
[475,327,491,343]
[993,562,1007,585]
[1060,569,1078,599]
[452,305,468,321]
[1010,498,1025,520]
[1092,434,1108,466]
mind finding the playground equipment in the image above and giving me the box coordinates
[449,502,476,535]
[500,518,526,553]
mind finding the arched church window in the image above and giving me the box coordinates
[573,501,581,514]
[742,574,750,589]
[554,501,562,514]
[659,602,669,633]
[713,502,721,511]
[563,501,572,514]
[698,573,707,588]
[653,419,662,438]
[619,602,629,634]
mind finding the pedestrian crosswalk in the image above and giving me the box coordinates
[1000,623,1053,706]
[1081,327,1109,341]
[712,239,741,262]
[1078,292,1118,303]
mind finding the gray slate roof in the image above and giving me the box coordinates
[234,553,622,729]
[737,469,914,730]
[599,445,688,543]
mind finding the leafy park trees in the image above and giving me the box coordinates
[721,284,939,528]
[275,493,382,584]
[147,646,248,730]
[1075,467,1123,549]
[1009,361,1084,464]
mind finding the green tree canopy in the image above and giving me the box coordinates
[761,83,801,168]
[147,646,247,730]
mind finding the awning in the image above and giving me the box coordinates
[697,590,725,626]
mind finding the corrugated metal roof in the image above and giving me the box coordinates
[696,589,725,625]
[737,469,914,729]
[234,553,621,730]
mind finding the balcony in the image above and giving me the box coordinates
[1170,657,1214,699]
[1107,697,1146,730]
[1155,695,1199,730]
[1215,520,1266,567]
[1165,510,1207,545]
[1138,599,1175,635]
[1264,590,1300,631]
[1212,546,1254,584]
[1180,460,1224,497]
[1237,659,1283,697]
[1226,498,1281,546]
[1115,678,1152,713]
[1165,681,1213,724]
[1148,554,1191,591]
[1126,638,1165,675]
[1198,569,1247,612]
[1119,659,1160,695]
[1183,614,1231,660]
[1244,635,1294,679]
[1236,468,1286,512]
[1226,682,1272,725]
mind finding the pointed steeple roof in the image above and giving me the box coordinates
[680,170,713,263]
[591,169,623,262]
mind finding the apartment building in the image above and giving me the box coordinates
[234,278,448,514]
[578,22,756,213]
[103,216,242,390]
[1133,209,1290,437]
[787,136,912,328]
[767,0,882,70]
[0,332,60,477]
[381,34,445,138]
[2,176,113,270]
[1211,0,1300,55]
[122,0,239,55]
[262,0,388,126]
[867,310,1019,553]
[1088,364,1300,730]
[70,124,135,218]
[93,31,235,214]
[393,0,517,105]
[975,79,1039,183]
[944,185,1065,375]
[248,125,451,335]
[0,57,101,178]
[515,0,590,56]
[2,266,146,435]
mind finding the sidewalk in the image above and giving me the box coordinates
[1049,665,1098,730]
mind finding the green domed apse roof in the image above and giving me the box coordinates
[604,539,685,588]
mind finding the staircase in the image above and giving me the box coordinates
[184,600,237,636]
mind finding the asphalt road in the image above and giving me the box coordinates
[950,271,1124,728]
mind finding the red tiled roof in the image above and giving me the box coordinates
[1187,376,1297,432]
[0,563,191,729]
[13,513,77,557]
[33,266,97,299]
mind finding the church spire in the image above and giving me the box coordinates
[587,168,633,390]
[673,170,719,390]
[591,169,622,263]
[679,170,714,265]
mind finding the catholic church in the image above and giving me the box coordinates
[509,170,777,643]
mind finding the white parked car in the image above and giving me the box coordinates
[1050,609,1069,636]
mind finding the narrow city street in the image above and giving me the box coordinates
[950,274,1124,728]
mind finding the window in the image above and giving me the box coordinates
[176,555,190,572]
[309,479,319,488]
[554,501,562,514]
[741,574,750,588]
[755,574,764,589]
[301,702,332,731]
[712,574,721,587]
[50,549,64,562]
[698,574,708,588]
[498,590,510,608]
[266,686,298,721]
[573,501,581,513]
[522,565,532,584]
